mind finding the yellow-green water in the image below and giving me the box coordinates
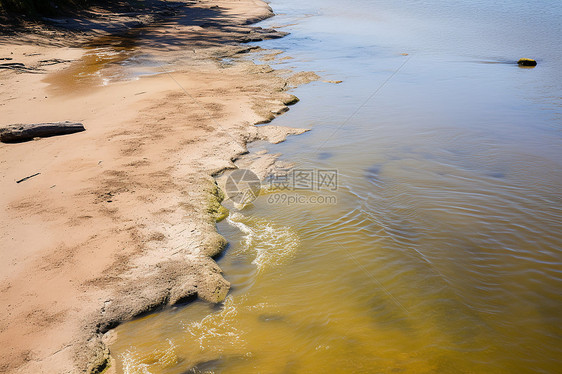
[108,0,561,372]
[110,157,561,373]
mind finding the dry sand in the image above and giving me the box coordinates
[0,1,317,372]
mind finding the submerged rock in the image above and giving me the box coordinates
[258,313,286,322]
[365,164,382,181]
[318,152,333,160]
[517,58,537,67]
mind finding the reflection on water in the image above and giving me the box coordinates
[109,0,561,372]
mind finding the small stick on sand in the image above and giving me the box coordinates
[16,172,41,184]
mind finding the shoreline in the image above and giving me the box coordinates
[0,1,315,372]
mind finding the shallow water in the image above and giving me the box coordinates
[110,0,562,373]
[44,31,161,94]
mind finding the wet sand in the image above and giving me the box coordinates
[0,1,314,372]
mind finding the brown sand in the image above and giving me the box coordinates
[0,1,316,372]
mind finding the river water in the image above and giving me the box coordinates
[109,0,562,373]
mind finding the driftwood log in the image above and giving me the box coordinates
[0,121,85,143]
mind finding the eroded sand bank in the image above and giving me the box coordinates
[0,1,316,372]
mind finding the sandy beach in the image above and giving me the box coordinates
[0,1,314,372]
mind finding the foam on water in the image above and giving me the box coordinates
[226,212,300,271]
[120,338,177,374]
[112,296,281,373]
[181,296,246,353]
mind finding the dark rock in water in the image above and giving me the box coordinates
[185,354,251,373]
[366,165,381,175]
[365,165,382,181]
[0,121,85,143]
[318,152,333,160]
[258,313,285,322]
[517,58,537,67]
[488,171,505,178]
[184,358,223,373]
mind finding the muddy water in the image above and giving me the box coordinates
[109,0,561,373]
[44,32,159,94]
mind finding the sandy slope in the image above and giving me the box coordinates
[0,1,314,372]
